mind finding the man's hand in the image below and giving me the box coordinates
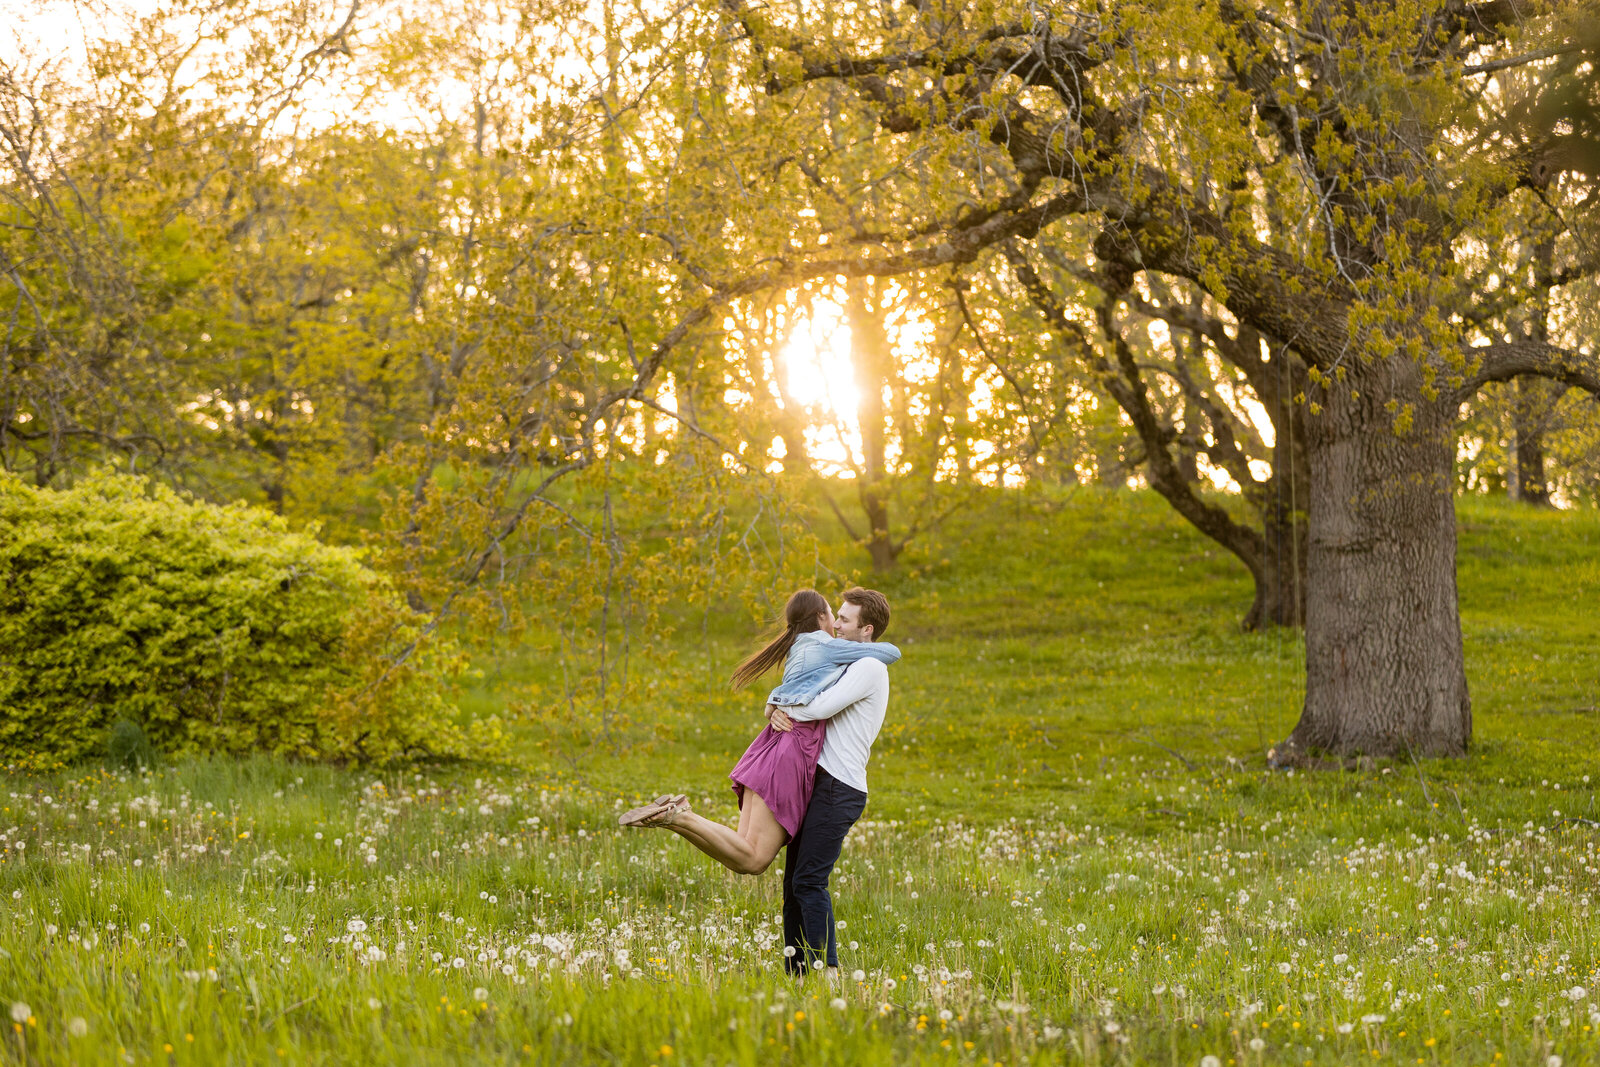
[766,704,795,733]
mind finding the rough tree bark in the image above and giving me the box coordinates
[1285,369,1470,757]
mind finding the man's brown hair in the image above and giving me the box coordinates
[841,587,890,641]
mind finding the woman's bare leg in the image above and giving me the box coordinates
[657,792,788,876]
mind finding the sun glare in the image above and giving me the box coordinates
[779,299,863,475]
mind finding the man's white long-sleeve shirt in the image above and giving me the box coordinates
[785,656,889,794]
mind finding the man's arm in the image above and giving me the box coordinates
[782,658,888,722]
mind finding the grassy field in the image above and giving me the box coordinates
[2,489,1598,1065]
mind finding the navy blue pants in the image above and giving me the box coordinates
[782,766,867,975]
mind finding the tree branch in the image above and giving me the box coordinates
[1462,44,1584,76]
[1006,244,1269,574]
[1454,340,1600,403]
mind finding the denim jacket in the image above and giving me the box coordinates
[765,630,902,708]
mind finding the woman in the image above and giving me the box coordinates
[619,589,899,875]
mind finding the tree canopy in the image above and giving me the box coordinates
[3,0,1597,757]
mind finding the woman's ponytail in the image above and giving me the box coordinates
[730,589,829,689]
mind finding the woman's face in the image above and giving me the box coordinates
[817,602,836,636]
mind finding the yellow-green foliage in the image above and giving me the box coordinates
[0,472,493,764]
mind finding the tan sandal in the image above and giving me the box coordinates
[618,794,689,827]
[637,797,692,827]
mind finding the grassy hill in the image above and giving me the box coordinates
[471,487,1599,832]
[0,488,1596,1065]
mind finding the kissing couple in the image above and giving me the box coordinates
[620,587,900,977]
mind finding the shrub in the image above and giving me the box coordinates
[0,472,499,764]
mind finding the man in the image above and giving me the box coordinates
[767,586,893,977]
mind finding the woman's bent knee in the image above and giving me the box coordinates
[736,850,779,876]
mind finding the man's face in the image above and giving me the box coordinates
[834,601,873,642]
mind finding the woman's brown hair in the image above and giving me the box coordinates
[730,589,830,690]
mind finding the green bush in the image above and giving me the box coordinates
[0,472,500,764]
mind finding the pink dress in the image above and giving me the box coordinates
[728,720,826,838]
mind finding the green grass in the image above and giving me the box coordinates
[2,488,1598,1065]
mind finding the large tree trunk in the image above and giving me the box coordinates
[1278,366,1470,759]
